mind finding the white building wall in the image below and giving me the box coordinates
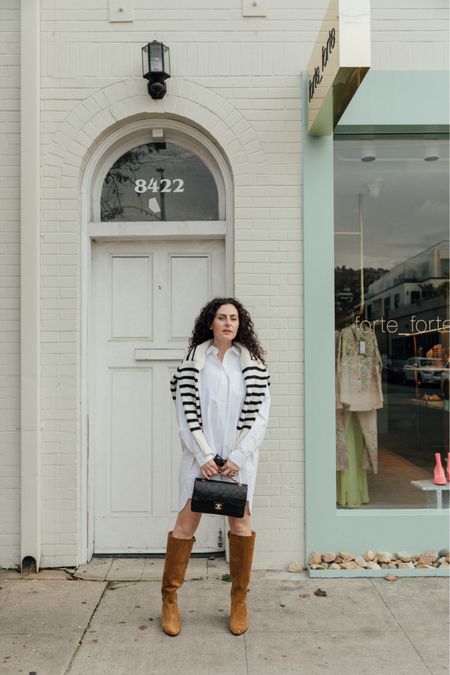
[1,0,448,568]
[0,1,20,568]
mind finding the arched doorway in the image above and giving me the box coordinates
[82,119,233,557]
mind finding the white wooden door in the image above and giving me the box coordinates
[91,239,226,553]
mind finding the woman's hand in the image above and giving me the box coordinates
[220,459,240,478]
[201,459,220,479]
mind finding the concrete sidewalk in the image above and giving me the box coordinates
[0,558,449,675]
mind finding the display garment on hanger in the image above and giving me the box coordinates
[336,323,383,474]
[337,323,383,412]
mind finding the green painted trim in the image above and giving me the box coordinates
[303,70,450,561]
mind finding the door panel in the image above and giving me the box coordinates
[170,255,210,338]
[111,256,153,338]
[92,239,226,553]
[110,367,152,512]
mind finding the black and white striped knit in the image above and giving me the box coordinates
[170,339,270,461]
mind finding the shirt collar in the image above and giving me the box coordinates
[206,343,240,357]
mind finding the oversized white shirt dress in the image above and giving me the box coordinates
[175,344,271,513]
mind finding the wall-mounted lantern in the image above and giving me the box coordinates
[142,41,171,99]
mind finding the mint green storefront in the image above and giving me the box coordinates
[304,71,450,576]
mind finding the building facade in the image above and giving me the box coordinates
[0,0,449,571]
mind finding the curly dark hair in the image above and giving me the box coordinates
[189,297,266,364]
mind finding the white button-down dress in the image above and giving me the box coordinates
[175,344,271,513]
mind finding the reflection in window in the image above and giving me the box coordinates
[101,142,219,221]
[334,136,450,510]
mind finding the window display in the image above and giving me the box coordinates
[334,136,450,509]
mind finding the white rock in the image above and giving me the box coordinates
[363,550,376,562]
[308,551,321,566]
[377,552,393,563]
[397,561,415,569]
[329,563,340,570]
[354,556,367,568]
[322,552,337,563]
[366,561,381,570]
[287,560,303,573]
[339,550,355,562]
[396,551,412,563]
[341,561,359,570]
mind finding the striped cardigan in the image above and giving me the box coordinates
[170,340,270,460]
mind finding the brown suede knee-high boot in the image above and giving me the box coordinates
[161,531,195,636]
[228,531,256,635]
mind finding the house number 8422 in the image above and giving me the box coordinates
[134,178,184,193]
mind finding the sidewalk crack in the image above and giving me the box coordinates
[63,581,109,674]
[369,578,433,675]
[243,632,250,675]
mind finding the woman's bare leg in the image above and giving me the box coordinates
[228,502,252,536]
[172,499,202,539]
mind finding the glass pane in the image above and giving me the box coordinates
[334,136,450,510]
[101,142,219,221]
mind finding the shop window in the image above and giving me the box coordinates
[101,142,219,221]
[334,136,449,510]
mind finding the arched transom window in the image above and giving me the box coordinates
[101,142,219,221]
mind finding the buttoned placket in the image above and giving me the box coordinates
[217,349,236,457]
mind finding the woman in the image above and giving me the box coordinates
[161,297,270,637]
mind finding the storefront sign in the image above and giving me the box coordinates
[307,0,371,135]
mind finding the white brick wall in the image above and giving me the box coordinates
[1,0,448,568]
[0,1,20,569]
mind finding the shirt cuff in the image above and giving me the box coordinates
[227,450,245,469]
[195,452,214,467]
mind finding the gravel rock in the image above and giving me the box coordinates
[341,561,359,570]
[329,563,340,570]
[339,550,355,562]
[363,550,376,562]
[377,552,393,563]
[417,555,434,567]
[397,561,415,569]
[366,561,381,570]
[447,553,450,564]
[439,561,450,568]
[354,556,367,568]
[384,574,397,582]
[308,551,321,566]
[287,560,303,573]
[396,551,413,563]
[310,564,325,570]
[322,552,337,563]
[438,549,449,558]
[424,550,439,563]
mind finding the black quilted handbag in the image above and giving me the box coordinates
[191,476,248,518]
